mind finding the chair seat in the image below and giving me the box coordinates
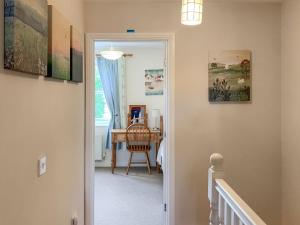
[127,145,151,151]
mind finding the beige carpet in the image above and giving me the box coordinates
[94,167,164,225]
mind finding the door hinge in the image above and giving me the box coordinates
[164,203,167,212]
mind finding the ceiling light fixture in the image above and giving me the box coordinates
[181,0,203,26]
[100,47,124,60]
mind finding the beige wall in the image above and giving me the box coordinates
[85,2,282,225]
[0,0,85,225]
[282,1,300,224]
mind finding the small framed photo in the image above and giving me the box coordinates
[128,105,147,126]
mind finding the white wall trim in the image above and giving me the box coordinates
[85,33,96,225]
[85,33,175,225]
[95,160,158,168]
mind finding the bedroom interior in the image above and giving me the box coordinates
[93,40,167,225]
[1,0,300,225]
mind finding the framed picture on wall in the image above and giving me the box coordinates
[145,69,164,96]
[208,50,251,103]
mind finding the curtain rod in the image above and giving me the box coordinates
[95,53,133,57]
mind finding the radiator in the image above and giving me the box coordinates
[95,134,104,161]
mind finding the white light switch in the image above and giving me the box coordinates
[38,156,47,176]
[72,216,78,225]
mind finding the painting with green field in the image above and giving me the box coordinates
[4,0,48,75]
[208,50,251,103]
[48,5,71,80]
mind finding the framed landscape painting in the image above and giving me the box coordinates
[208,50,251,103]
[70,26,83,82]
[48,5,71,80]
[4,0,48,75]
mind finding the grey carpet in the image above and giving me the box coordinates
[94,167,164,225]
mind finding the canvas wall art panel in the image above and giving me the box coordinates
[208,50,251,103]
[145,69,164,96]
[48,5,70,80]
[4,0,48,75]
[70,26,83,82]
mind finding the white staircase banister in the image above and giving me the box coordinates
[215,179,266,225]
[208,153,267,225]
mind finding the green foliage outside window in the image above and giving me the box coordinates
[95,64,110,125]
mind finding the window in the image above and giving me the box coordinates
[95,63,111,126]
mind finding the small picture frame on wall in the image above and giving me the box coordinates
[145,69,164,96]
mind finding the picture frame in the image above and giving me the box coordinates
[145,69,164,96]
[208,50,251,103]
[127,105,148,127]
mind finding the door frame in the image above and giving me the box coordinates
[85,33,175,225]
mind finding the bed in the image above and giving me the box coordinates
[156,139,165,172]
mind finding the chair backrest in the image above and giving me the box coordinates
[160,115,163,137]
[126,123,151,151]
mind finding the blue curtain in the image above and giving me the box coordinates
[97,57,122,149]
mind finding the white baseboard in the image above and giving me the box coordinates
[95,148,157,168]
[95,160,157,168]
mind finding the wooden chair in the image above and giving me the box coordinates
[125,123,151,175]
[159,115,164,140]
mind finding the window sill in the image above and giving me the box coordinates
[95,119,110,127]
[95,123,109,127]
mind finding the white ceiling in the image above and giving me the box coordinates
[85,0,282,3]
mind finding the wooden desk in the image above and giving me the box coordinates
[111,129,161,174]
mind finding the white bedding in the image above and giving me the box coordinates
[156,139,165,171]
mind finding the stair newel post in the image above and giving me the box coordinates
[208,153,225,225]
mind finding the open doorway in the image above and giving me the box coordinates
[85,34,175,225]
[95,40,165,225]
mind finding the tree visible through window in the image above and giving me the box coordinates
[95,63,111,126]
